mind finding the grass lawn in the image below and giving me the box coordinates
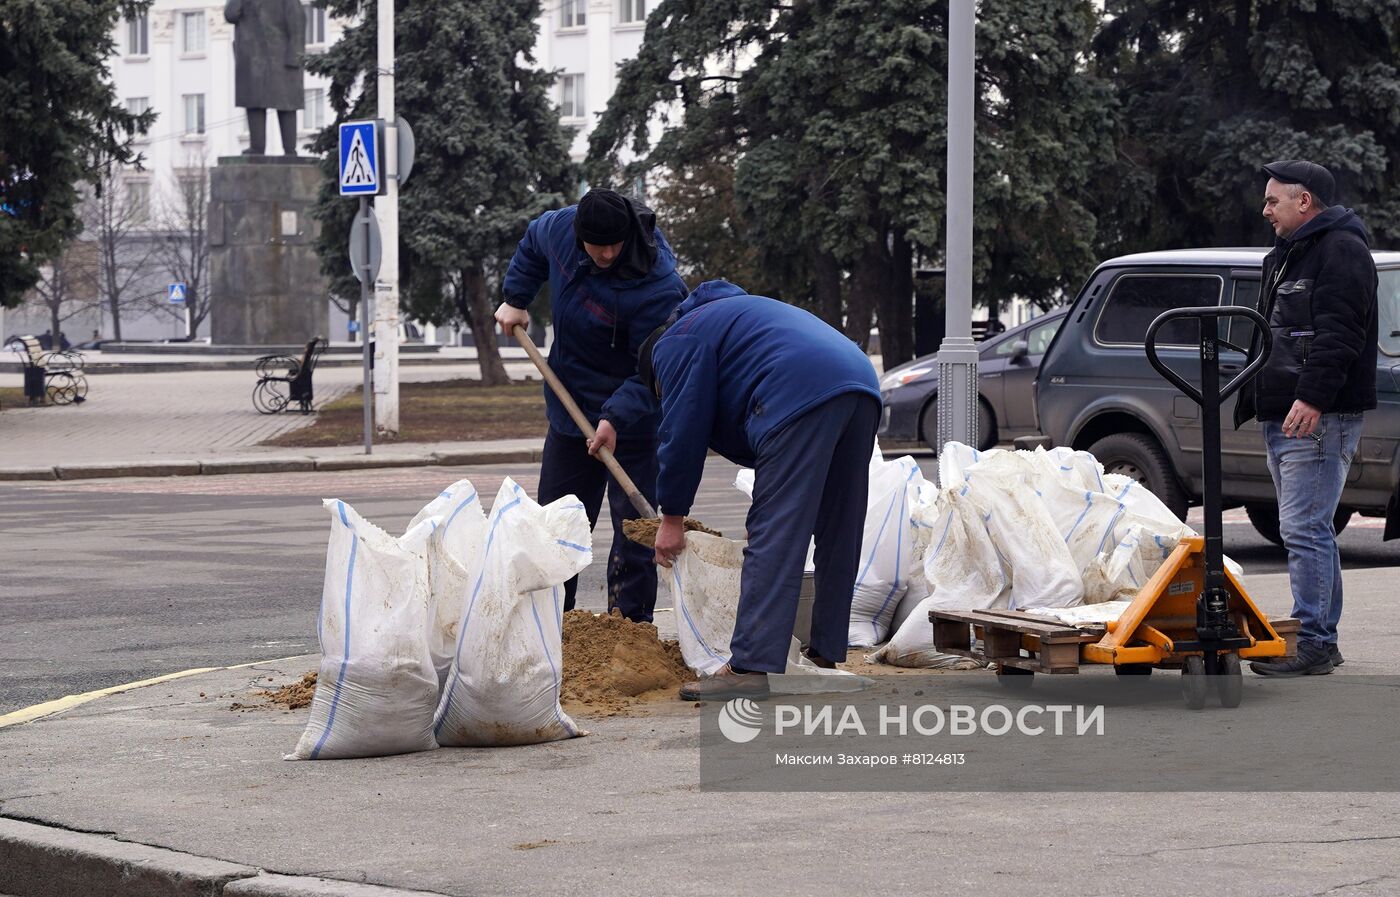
[261,379,549,447]
[0,386,29,410]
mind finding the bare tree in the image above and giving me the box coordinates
[151,155,211,339]
[24,239,101,344]
[83,165,159,341]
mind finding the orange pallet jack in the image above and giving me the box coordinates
[932,305,1299,709]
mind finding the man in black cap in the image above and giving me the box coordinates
[1236,160,1379,677]
[495,189,687,622]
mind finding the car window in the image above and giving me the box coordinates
[1379,269,1400,357]
[1094,274,1223,346]
[1226,278,1261,350]
[1026,318,1061,355]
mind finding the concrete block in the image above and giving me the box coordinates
[55,461,203,480]
[433,449,537,466]
[314,455,435,471]
[200,458,317,475]
[225,873,448,897]
[0,818,256,897]
[0,467,58,481]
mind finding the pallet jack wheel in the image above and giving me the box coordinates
[1115,663,1153,676]
[996,665,1034,690]
[1181,655,1208,710]
[1216,652,1243,708]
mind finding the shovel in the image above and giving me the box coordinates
[511,324,657,519]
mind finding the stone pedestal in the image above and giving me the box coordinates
[209,157,329,345]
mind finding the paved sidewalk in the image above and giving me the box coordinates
[3,570,1400,897]
[0,363,543,477]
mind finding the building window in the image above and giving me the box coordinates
[183,94,206,135]
[304,4,326,44]
[560,74,585,119]
[560,0,585,29]
[618,0,646,24]
[302,88,325,130]
[181,11,206,53]
[126,14,149,55]
[126,180,150,224]
[126,97,150,117]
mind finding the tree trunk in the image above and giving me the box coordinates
[885,233,915,368]
[104,245,123,341]
[809,248,843,329]
[460,267,511,386]
[850,239,898,361]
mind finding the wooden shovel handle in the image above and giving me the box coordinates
[512,324,658,519]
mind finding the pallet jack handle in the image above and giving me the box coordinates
[1145,306,1271,643]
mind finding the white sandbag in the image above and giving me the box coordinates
[865,594,985,670]
[892,479,941,633]
[960,451,1084,609]
[665,531,863,693]
[289,500,440,760]
[433,479,592,747]
[848,449,922,646]
[407,479,490,688]
[921,482,1009,611]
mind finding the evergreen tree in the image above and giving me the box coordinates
[308,0,575,384]
[1094,0,1400,251]
[589,0,1114,367]
[0,1,155,309]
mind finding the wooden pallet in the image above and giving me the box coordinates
[930,608,1103,674]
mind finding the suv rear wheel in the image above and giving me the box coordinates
[1088,432,1189,520]
[920,397,996,453]
[1244,503,1352,547]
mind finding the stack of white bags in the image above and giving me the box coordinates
[289,477,591,760]
[865,442,1197,668]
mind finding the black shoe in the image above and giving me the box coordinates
[1329,643,1344,667]
[1250,643,1335,677]
[679,664,769,701]
[801,647,838,669]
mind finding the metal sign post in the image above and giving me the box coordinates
[349,199,383,454]
[168,282,191,340]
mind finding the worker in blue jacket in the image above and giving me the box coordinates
[495,189,687,622]
[638,280,882,699]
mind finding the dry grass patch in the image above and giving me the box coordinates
[262,379,548,447]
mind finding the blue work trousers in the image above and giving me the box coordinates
[537,428,659,622]
[729,393,881,673]
[1262,412,1364,648]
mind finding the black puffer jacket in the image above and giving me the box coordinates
[1235,207,1379,426]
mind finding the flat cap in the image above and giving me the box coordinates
[1262,159,1335,206]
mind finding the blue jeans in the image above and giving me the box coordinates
[1262,412,1364,647]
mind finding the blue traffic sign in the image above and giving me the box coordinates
[168,283,187,305]
[338,121,381,196]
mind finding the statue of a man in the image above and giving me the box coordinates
[224,0,306,156]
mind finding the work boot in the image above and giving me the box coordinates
[679,664,769,701]
[1329,643,1345,667]
[1250,641,1335,677]
[801,647,838,669]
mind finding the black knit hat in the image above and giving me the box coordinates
[574,188,633,245]
[1262,159,1336,207]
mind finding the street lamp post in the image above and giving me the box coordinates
[935,0,978,461]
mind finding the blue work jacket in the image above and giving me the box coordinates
[502,206,687,438]
[650,280,881,515]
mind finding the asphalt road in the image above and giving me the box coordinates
[2,453,1397,715]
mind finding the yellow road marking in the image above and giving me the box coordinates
[0,654,310,730]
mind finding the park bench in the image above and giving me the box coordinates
[5,335,87,406]
[252,336,326,414]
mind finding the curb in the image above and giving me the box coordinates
[0,449,546,482]
[0,818,449,897]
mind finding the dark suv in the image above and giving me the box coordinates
[1035,248,1400,542]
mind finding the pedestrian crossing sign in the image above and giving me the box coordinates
[168,283,187,304]
[338,120,382,196]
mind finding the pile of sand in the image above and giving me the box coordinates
[230,671,318,712]
[621,517,722,547]
[561,609,694,715]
